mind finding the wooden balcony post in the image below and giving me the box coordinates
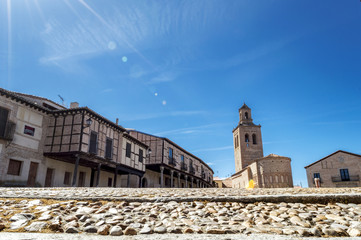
[71,155,80,187]
[96,163,101,187]
[160,166,164,188]
[178,174,181,188]
[170,170,174,188]
[113,166,118,188]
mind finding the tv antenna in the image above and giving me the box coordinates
[58,95,65,106]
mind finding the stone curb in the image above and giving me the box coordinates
[1,193,361,204]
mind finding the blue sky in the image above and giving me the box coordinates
[1,0,361,187]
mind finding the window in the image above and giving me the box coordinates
[252,134,257,144]
[126,142,131,158]
[105,138,113,159]
[245,112,248,119]
[89,131,98,154]
[24,125,35,136]
[169,147,173,159]
[63,172,71,185]
[7,159,22,176]
[340,169,350,181]
[313,173,320,179]
[139,149,143,163]
[245,134,249,142]
[0,107,9,137]
[181,155,184,164]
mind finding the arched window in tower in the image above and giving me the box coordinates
[245,112,249,119]
[252,134,257,144]
[245,134,249,147]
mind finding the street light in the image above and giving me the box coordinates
[147,148,152,156]
[84,118,92,128]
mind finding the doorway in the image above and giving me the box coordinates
[27,162,39,187]
[141,178,148,188]
[78,171,86,187]
[44,168,54,187]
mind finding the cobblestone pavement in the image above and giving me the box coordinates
[1,187,361,200]
[0,188,361,238]
[1,232,360,240]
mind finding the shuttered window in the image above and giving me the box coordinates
[89,131,98,154]
[0,107,9,137]
[126,142,131,158]
[7,159,22,176]
[139,149,143,163]
[105,138,113,159]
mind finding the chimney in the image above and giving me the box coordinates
[116,118,119,125]
[70,102,79,108]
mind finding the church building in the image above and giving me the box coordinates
[231,103,293,188]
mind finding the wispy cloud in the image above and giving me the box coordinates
[120,110,207,122]
[147,72,178,84]
[192,145,234,153]
[38,1,233,73]
[154,123,218,136]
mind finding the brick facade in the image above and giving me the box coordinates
[305,150,361,188]
[232,104,293,188]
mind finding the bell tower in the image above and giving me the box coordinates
[233,103,263,172]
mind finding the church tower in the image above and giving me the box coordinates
[233,103,264,172]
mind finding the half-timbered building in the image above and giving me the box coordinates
[129,131,214,188]
[0,88,147,187]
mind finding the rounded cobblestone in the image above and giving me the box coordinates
[0,188,360,237]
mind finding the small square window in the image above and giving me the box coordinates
[24,125,35,136]
[7,159,22,176]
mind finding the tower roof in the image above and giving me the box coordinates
[240,103,250,110]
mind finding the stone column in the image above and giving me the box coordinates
[196,179,199,188]
[96,163,101,187]
[170,170,174,188]
[160,166,164,188]
[185,176,188,188]
[72,155,80,187]
[178,174,181,188]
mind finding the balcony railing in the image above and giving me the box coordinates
[168,157,176,166]
[331,175,359,182]
[189,165,195,174]
[0,121,16,141]
[181,162,187,171]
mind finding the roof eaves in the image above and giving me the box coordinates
[0,88,50,113]
[304,150,361,169]
[51,107,127,132]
